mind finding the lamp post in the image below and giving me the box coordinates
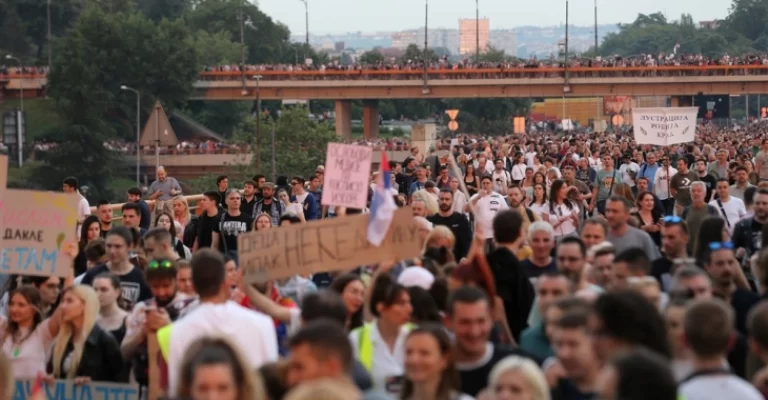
[47,0,52,67]
[254,75,262,172]
[475,0,480,62]
[6,55,23,115]
[6,55,24,167]
[299,0,309,58]
[120,85,141,186]
[424,0,429,88]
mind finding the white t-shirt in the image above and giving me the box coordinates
[525,152,537,168]
[491,170,511,193]
[544,203,579,237]
[168,301,279,397]
[452,191,468,215]
[619,162,640,186]
[588,156,603,172]
[511,163,527,181]
[76,195,91,240]
[680,374,762,400]
[349,322,410,394]
[470,192,509,239]
[710,196,747,233]
[0,318,54,379]
[654,167,678,200]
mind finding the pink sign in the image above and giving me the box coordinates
[321,143,373,209]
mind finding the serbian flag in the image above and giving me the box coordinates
[367,152,397,246]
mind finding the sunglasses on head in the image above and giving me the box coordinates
[663,216,683,223]
[708,241,734,251]
[148,259,174,270]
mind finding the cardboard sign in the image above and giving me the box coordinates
[13,379,139,400]
[632,107,698,146]
[321,143,373,209]
[0,155,7,189]
[238,207,420,282]
[0,190,78,277]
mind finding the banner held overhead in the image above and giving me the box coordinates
[632,107,698,146]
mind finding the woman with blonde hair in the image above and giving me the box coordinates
[172,196,191,231]
[47,285,124,382]
[412,190,438,216]
[177,336,266,400]
[423,226,455,255]
[253,213,274,231]
[479,355,550,400]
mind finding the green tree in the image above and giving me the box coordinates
[234,107,336,178]
[136,0,190,22]
[724,0,768,41]
[32,6,200,200]
[195,30,243,65]
[358,49,384,65]
[480,46,508,63]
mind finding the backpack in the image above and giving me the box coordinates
[182,216,199,248]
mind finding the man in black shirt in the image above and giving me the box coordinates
[702,243,759,336]
[216,175,229,209]
[550,309,600,399]
[97,200,113,239]
[428,188,471,260]
[193,191,220,251]
[213,189,254,261]
[127,187,151,231]
[650,219,691,292]
[733,188,768,268]
[449,286,539,397]
[695,159,717,202]
[240,180,258,217]
[121,202,146,236]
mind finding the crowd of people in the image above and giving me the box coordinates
[6,119,768,400]
[5,52,768,82]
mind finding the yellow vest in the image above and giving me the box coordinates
[354,322,415,372]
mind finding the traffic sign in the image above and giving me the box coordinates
[448,121,459,131]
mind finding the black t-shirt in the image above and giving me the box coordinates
[699,174,717,201]
[80,264,152,311]
[213,212,254,253]
[458,343,540,397]
[650,257,675,292]
[427,213,472,260]
[551,378,596,400]
[196,212,219,248]
[520,258,558,284]
[217,190,227,209]
[240,196,257,217]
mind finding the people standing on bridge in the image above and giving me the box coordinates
[290,177,318,221]
[216,175,229,209]
[148,166,182,202]
[127,187,151,231]
[63,176,91,239]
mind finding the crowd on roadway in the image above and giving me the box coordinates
[7,119,768,400]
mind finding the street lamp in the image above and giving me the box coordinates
[6,55,24,115]
[254,75,263,172]
[6,55,24,167]
[475,0,480,62]
[299,0,309,57]
[47,0,52,67]
[120,85,141,186]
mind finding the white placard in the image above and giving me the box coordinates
[632,107,698,146]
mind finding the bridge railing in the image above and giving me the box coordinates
[197,64,768,81]
[89,194,204,224]
[7,64,768,83]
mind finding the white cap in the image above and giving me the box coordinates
[397,267,435,290]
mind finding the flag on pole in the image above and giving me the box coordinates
[367,152,397,246]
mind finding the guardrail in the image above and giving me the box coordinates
[89,194,205,223]
[197,65,768,81]
[7,64,768,83]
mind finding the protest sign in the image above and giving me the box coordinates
[13,379,139,400]
[0,190,78,277]
[321,143,373,209]
[238,207,421,282]
[632,107,698,146]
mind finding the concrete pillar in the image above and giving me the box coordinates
[334,100,352,138]
[362,100,380,139]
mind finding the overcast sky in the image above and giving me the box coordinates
[257,0,730,34]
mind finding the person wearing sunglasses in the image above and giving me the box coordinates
[121,258,194,391]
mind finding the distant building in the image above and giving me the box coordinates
[459,18,490,56]
[335,42,345,51]
[490,29,517,56]
[699,20,721,29]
